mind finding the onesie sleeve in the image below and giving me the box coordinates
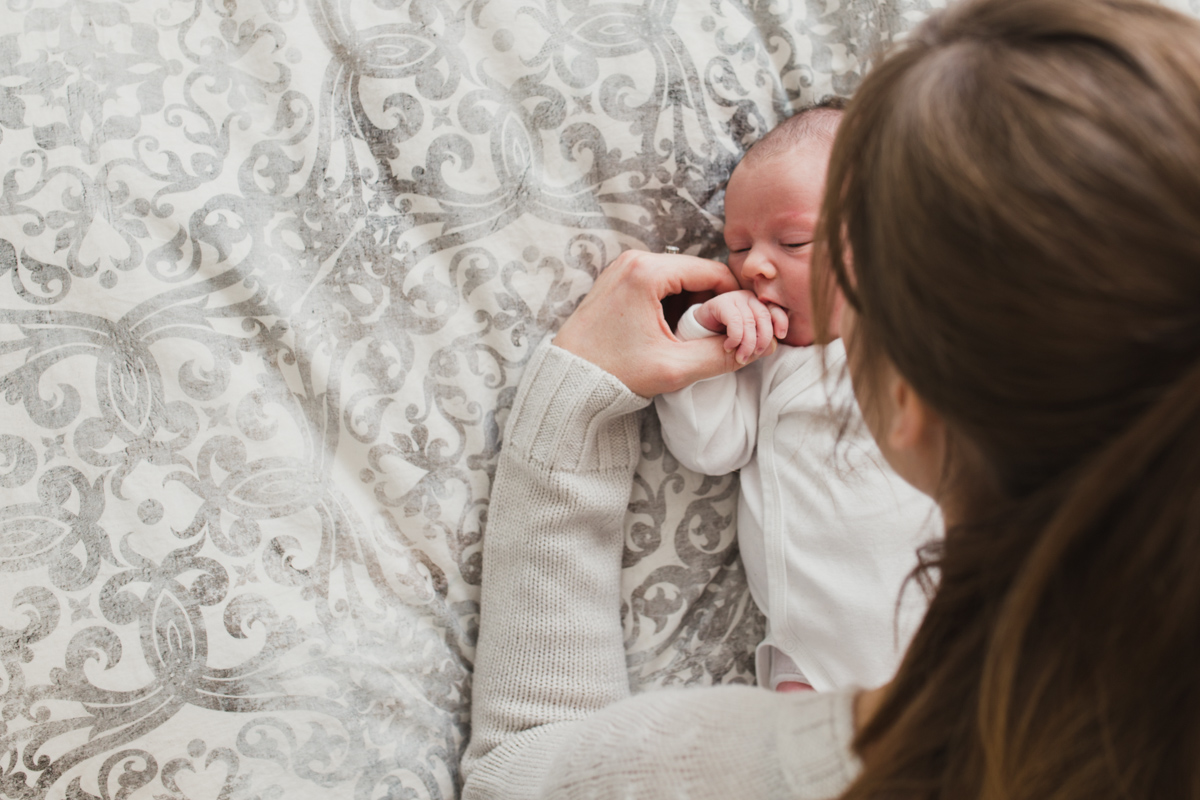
[654,305,761,475]
[461,340,860,799]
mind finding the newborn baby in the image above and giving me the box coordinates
[656,100,940,692]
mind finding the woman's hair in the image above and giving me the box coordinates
[813,0,1200,797]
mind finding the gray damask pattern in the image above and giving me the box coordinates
[0,0,969,796]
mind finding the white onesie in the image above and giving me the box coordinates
[655,306,940,691]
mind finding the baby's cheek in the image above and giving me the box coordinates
[786,280,814,318]
[729,258,754,291]
[782,309,816,347]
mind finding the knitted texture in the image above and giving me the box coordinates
[463,342,861,798]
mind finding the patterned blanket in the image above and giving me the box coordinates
[12,0,1177,796]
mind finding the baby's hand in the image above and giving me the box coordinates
[694,290,788,364]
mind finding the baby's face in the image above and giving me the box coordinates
[723,139,833,347]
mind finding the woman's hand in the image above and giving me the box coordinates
[554,250,764,397]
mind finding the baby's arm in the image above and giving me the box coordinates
[654,301,766,475]
[692,290,789,364]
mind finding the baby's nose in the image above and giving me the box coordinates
[743,251,777,279]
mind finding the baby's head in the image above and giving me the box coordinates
[725,99,845,346]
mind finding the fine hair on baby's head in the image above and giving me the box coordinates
[742,96,848,167]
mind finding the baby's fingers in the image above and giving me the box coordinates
[767,303,789,341]
[732,305,759,364]
[721,310,745,354]
[751,301,775,355]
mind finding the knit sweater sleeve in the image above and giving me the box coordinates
[461,341,861,799]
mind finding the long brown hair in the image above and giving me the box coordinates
[815,0,1200,796]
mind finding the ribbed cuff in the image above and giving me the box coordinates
[676,304,720,341]
[505,341,650,472]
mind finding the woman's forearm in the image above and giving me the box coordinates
[462,342,649,792]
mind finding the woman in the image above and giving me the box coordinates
[463,0,1200,796]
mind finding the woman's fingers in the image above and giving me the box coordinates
[643,251,741,298]
[669,336,774,393]
[553,250,748,396]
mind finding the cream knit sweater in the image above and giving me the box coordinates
[461,342,862,799]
